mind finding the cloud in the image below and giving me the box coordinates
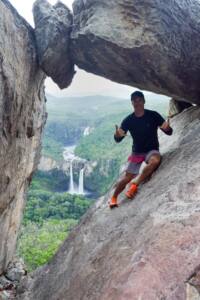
[45,67,135,98]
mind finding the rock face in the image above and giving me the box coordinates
[2,0,200,298]
[70,0,200,104]
[168,99,193,118]
[18,106,200,299]
[0,0,46,274]
[38,156,59,171]
[32,0,200,103]
[33,0,75,88]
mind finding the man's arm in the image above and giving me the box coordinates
[160,118,173,135]
[114,125,127,143]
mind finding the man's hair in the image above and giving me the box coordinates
[131,91,145,102]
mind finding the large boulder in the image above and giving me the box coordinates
[71,0,200,104]
[32,0,200,103]
[17,106,200,299]
[168,99,193,118]
[33,0,75,88]
[0,0,46,273]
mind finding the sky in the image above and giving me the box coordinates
[9,0,169,101]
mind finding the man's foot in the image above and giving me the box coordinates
[125,183,138,199]
[109,196,118,208]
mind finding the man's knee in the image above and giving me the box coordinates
[148,155,161,168]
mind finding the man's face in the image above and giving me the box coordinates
[131,97,145,111]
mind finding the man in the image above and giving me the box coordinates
[109,91,173,208]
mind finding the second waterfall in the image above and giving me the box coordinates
[68,160,85,195]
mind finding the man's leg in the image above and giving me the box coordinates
[114,172,136,197]
[109,172,136,208]
[126,154,161,198]
[134,154,161,186]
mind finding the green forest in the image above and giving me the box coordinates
[17,174,92,271]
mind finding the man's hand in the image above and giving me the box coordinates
[160,117,173,135]
[160,118,170,131]
[115,125,126,137]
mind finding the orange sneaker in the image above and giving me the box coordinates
[109,196,118,208]
[125,183,138,199]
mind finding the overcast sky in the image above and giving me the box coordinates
[9,0,169,101]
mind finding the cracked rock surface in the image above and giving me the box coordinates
[17,106,200,300]
[33,0,75,88]
[0,0,47,274]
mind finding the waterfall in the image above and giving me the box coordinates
[69,161,75,193]
[83,127,90,136]
[64,145,88,195]
[78,168,84,194]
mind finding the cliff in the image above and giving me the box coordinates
[18,106,200,299]
[0,0,47,274]
[1,0,200,299]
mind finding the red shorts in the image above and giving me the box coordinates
[126,150,160,174]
